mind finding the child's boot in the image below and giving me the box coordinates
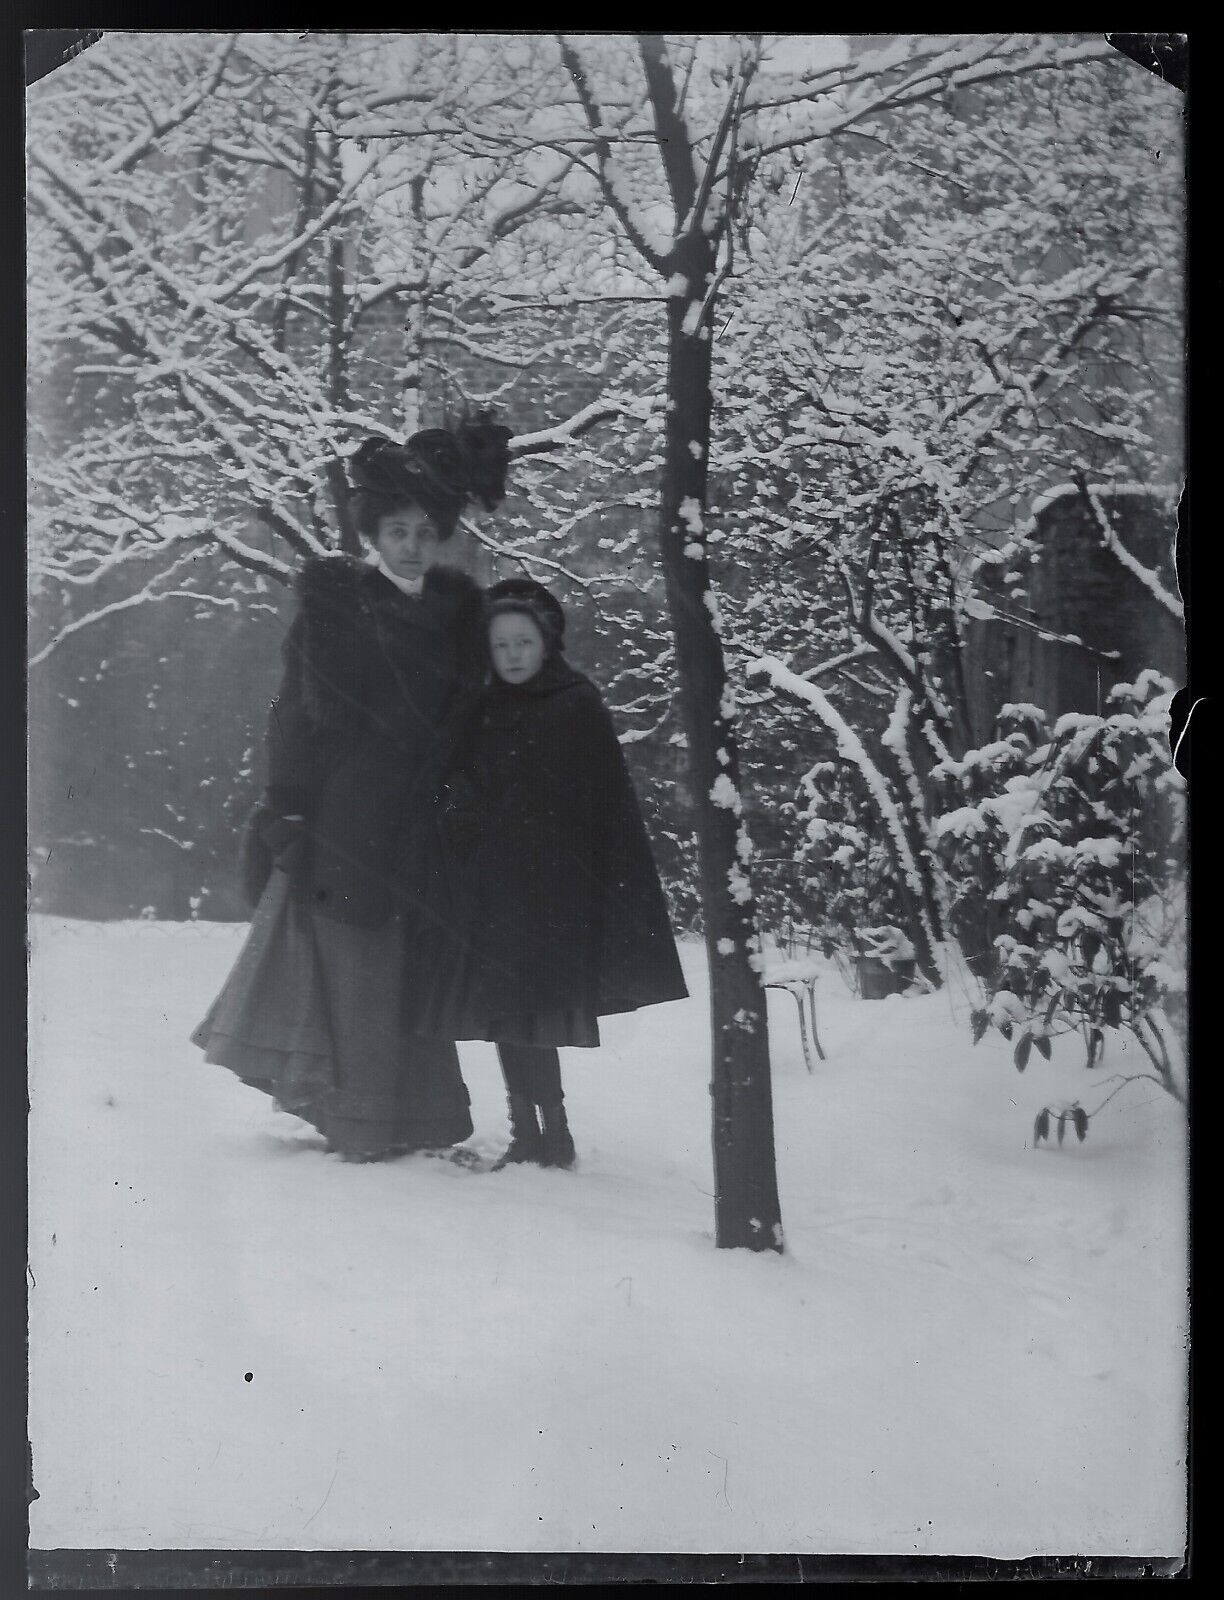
[539,1101,576,1169]
[493,1094,545,1169]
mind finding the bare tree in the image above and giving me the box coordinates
[529,32,1131,1249]
[26,31,629,654]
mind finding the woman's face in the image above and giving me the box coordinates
[489,611,547,685]
[374,503,442,581]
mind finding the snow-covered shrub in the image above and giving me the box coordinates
[930,703,1050,972]
[791,758,912,965]
[935,674,1186,1134]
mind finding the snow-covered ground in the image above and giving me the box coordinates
[27,917,1187,1556]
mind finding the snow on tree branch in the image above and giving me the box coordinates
[747,655,937,940]
[636,34,700,222]
[509,397,649,455]
[1077,478,1183,618]
[459,516,643,596]
[556,35,674,271]
[739,33,1118,169]
[29,550,266,668]
[799,645,878,681]
[101,36,239,176]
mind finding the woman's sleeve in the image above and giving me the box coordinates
[263,607,318,819]
[434,579,487,786]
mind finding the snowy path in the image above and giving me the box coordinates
[28,918,1186,1555]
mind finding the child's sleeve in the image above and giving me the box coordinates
[573,686,689,1008]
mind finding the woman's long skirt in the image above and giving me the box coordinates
[191,867,472,1158]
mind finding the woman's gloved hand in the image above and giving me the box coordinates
[438,776,481,858]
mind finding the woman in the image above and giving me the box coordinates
[192,420,511,1161]
[420,578,689,1168]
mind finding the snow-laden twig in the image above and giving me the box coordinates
[748,654,938,953]
[557,36,674,272]
[29,567,252,669]
[799,644,877,681]
[459,518,643,595]
[614,703,674,745]
[485,294,669,311]
[963,597,1124,663]
[102,36,238,176]
[138,827,198,851]
[737,33,1117,170]
[30,146,357,436]
[422,330,547,370]
[509,397,645,455]
[1078,478,1182,618]
[488,152,584,239]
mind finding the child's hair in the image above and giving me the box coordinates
[485,578,566,651]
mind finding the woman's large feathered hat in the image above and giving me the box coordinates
[348,413,513,537]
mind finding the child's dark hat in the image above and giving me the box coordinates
[485,577,566,647]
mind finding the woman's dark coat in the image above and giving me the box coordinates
[242,555,485,928]
[432,657,688,1025]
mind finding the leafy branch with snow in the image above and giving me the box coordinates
[934,674,1186,1135]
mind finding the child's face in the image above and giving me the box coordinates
[489,611,547,684]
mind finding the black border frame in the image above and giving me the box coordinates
[9,23,1200,1592]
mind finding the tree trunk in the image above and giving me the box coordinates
[319,107,357,555]
[873,733,945,986]
[659,252,784,1253]
[400,176,427,436]
[325,218,356,553]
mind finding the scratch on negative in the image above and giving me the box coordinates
[303,1453,342,1528]
[1172,694,1204,772]
[707,1449,732,1509]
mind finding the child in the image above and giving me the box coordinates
[416,578,689,1168]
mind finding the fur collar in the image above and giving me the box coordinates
[297,553,481,616]
[293,556,483,725]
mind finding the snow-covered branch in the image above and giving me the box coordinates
[102,36,238,175]
[738,33,1118,170]
[800,644,878,681]
[1079,480,1182,618]
[422,330,545,370]
[509,397,648,455]
[637,34,699,222]
[557,35,674,272]
[28,556,266,669]
[747,654,938,951]
[460,517,643,596]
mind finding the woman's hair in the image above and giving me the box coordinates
[348,415,512,541]
[485,578,566,651]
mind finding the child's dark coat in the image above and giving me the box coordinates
[420,656,688,1035]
